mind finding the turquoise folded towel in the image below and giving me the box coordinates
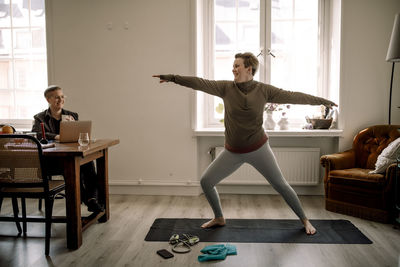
[198,244,237,262]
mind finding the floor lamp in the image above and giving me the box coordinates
[386,13,400,125]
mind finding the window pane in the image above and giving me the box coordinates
[215,0,236,21]
[11,0,29,27]
[0,0,11,27]
[213,97,224,121]
[214,0,260,80]
[271,0,318,95]
[14,58,47,89]
[0,60,11,88]
[215,53,234,80]
[13,29,32,53]
[238,0,259,21]
[0,90,13,118]
[216,22,236,51]
[0,29,12,57]
[32,27,46,49]
[271,0,293,19]
[30,0,45,27]
[15,90,46,119]
[295,0,318,19]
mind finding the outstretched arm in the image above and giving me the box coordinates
[153,74,226,98]
[263,84,337,108]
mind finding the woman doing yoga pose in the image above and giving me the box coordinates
[153,52,337,235]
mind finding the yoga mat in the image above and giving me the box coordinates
[145,218,372,244]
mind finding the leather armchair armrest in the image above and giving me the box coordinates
[384,163,399,192]
[320,149,356,171]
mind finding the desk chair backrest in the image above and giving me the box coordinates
[0,134,49,191]
[353,125,400,169]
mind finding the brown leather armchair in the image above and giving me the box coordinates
[321,125,400,223]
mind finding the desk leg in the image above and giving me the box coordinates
[64,156,82,249]
[97,149,109,223]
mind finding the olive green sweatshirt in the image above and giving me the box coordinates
[160,75,336,153]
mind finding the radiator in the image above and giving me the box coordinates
[210,147,320,186]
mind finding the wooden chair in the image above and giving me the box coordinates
[0,124,51,211]
[0,134,66,255]
[321,125,400,223]
[0,127,22,234]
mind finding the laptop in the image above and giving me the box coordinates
[59,121,92,143]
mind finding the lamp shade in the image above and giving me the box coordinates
[386,13,400,62]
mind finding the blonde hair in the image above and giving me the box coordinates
[235,52,259,76]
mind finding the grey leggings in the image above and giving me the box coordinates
[200,141,307,220]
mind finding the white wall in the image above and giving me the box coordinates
[46,0,199,194]
[46,0,400,195]
[339,0,400,150]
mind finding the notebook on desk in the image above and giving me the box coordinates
[59,121,91,143]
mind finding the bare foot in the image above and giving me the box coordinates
[302,218,316,235]
[201,217,226,228]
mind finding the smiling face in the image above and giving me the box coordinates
[232,58,253,83]
[46,89,65,111]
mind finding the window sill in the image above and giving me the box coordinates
[194,128,343,137]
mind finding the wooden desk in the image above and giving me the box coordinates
[43,139,119,249]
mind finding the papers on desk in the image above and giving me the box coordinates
[40,143,56,149]
[4,142,55,149]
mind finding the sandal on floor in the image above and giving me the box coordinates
[172,241,192,253]
[169,233,200,253]
[169,234,180,245]
[181,234,200,246]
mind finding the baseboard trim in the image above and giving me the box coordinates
[216,184,325,195]
[109,180,201,196]
[109,180,325,196]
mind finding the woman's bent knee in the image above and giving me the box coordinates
[200,175,213,191]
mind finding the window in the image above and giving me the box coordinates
[196,0,339,130]
[0,0,48,125]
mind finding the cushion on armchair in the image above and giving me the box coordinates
[370,137,400,174]
[353,126,400,169]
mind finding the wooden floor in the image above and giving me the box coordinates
[0,194,399,267]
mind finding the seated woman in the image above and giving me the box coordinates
[32,85,103,213]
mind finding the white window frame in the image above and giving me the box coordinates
[195,0,337,130]
[0,0,49,131]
